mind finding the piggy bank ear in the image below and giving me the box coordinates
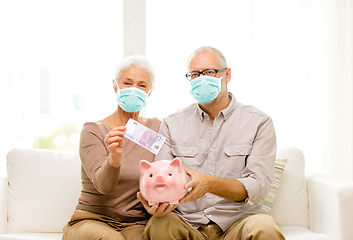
[139,160,152,174]
[170,158,183,173]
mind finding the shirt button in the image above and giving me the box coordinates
[208,215,213,218]
[182,151,185,154]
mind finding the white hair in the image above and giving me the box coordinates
[114,55,155,91]
[187,46,228,71]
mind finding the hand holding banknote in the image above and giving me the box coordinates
[124,118,166,155]
[105,125,127,168]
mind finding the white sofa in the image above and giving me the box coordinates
[0,147,352,240]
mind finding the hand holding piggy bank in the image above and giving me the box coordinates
[139,158,188,206]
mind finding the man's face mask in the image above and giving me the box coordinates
[116,81,148,112]
[190,75,222,103]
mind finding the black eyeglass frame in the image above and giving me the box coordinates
[185,68,228,81]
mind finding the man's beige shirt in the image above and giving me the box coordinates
[156,93,277,231]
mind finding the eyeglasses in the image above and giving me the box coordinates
[185,68,227,81]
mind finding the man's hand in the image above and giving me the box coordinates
[179,167,210,204]
[180,167,248,203]
[137,192,178,217]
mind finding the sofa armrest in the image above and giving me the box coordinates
[0,177,7,234]
[306,173,353,240]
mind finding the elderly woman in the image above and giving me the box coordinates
[62,56,161,240]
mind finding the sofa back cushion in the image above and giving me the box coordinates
[6,147,308,232]
[6,148,81,233]
[268,147,309,227]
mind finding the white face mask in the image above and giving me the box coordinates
[114,79,148,113]
[190,76,222,103]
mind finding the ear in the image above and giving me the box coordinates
[139,160,152,174]
[113,79,119,94]
[225,68,231,84]
[170,158,183,173]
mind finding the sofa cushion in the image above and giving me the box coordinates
[281,226,335,240]
[0,232,63,240]
[261,158,287,213]
[6,148,81,233]
[268,148,309,227]
[0,177,7,234]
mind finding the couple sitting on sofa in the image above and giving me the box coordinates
[62,46,285,240]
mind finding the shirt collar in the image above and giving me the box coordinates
[196,104,206,122]
[221,92,236,121]
[196,92,237,122]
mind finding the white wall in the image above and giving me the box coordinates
[350,0,353,182]
[298,0,352,180]
[0,0,12,177]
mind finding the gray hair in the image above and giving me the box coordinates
[187,46,228,71]
[114,55,155,91]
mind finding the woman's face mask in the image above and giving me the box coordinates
[115,80,149,112]
[190,75,222,103]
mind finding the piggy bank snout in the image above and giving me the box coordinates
[154,175,165,184]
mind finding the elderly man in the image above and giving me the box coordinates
[138,46,285,240]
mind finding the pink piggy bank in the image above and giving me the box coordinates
[139,158,188,206]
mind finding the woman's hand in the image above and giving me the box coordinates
[137,192,178,218]
[105,126,127,168]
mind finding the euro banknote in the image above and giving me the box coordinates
[124,118,166,155]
